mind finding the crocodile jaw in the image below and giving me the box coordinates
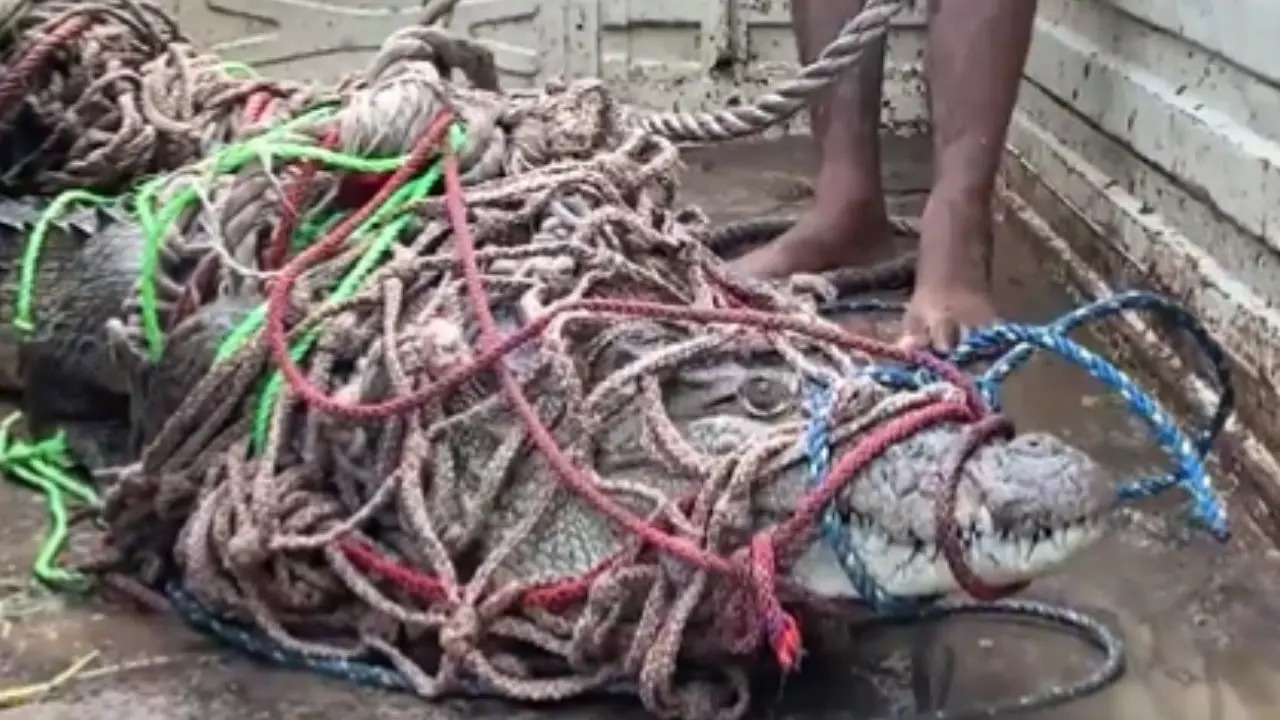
[788,430,1115,600]
[790,514,1105,599]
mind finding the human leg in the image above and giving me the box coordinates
[730,0,895,278]
[902,0,1037,350]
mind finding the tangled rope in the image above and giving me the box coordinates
[90,105,1100,714]
[0,0,307,191]
[0,0,1233,718]
[95,93,964,712]
[713,217,1233,546]
[0,0,507,193]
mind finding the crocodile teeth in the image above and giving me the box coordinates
[790,516,1105,600]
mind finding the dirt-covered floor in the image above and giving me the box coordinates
[4,136,1280,719]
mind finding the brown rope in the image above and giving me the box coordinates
[0,0,329,193]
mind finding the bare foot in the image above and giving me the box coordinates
[728,197,896,279]
[899,190,1000,353]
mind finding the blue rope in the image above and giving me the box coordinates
[955,291,1231,458]
[165,582,415,692]
[165,581,637,699]
[802,384,930,616]
[808,290,1233,613]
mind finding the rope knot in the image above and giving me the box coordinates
[226,525,269,568]
[440,604,481,661]
[420,317,472,376]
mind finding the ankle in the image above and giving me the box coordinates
[812,193,889,226]
[810,181,888,226]
[924,183,994,221]
[928,170,997,209]
[918,190,996,286]
[813,160,883,202]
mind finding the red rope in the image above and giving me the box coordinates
[0,14,93,130]
[241,91,273,126]
[258,128,340,270]
[263,294,985,420]
[342,538,619,613]
[261,109,453,340]
[260,110,1013,672]
[937,413,1028,600]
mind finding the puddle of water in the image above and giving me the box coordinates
[3,136,1279,719]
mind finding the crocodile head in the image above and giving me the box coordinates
[627,330,1112,600]
[774,405,1112,600]
[464,319,1114,602]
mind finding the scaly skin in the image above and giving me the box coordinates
[132,293,258,444]
[0,200,1114,602]
[0,197,149,466]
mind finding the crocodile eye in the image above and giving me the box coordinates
[737,372,797,419]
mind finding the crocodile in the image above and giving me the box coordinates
[0,195,1114,605]
[0,198,151,467]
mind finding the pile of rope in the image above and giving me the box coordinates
[0,0,1234,718]
[0,0,510,193]
[90,35,936,714]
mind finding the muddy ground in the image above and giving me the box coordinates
[4,136,1280,719]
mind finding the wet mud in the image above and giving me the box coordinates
[3,136,1279,719]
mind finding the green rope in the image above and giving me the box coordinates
[0,413,100,593]
[212,155,449,363]
[293,211,345,254]
[135,140,414,360]
[132,104,389,361]
[207,125,467,454]
[13,190,114,336]
[247,127,466,452]
[0,85,469,600]
[241,159,451,449]
[2,116,468,593]
[10,105,339,351]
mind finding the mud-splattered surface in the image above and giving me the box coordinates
[5,136,1280,719]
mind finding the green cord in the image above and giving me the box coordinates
[13,190,114,336]
[26,456,100,508]
[212,123,466,367]
[7,465,89,591]
[136,140,410,360]
[0,101,475,596]
[209,166,441,366]
[2,119,471,592]
[293,211,346,253]
[238,125,465,450]
[134,105,349,360]
[0,413,100,593]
